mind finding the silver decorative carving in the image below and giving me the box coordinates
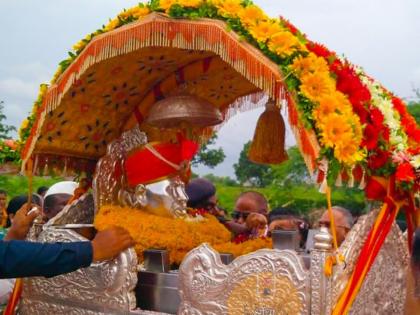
[310,227,333,315]
[330,210,409,315]
[178,243,309,314]
[19,227,138,315]
[93,126,148,212]
[46,193,95,226]
[93,125,188,218]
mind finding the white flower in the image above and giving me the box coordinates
[410,155,420,169]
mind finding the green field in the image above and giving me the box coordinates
[0,175,62,200]
[0,175,366,218]
[215,183,366,217]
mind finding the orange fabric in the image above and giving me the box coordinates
[3,279,23,315]
[333,175,403,315]
[125,137,198,186]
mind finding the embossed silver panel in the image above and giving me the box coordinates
[330,210,409,315]
[19,228,138,315]
[178,244,309,315]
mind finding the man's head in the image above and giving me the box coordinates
[318,206,353,246]
[185,178,218,212]
[6,194,42,227]
[37,186,49,198]
[43,181,78,220]
[233,191,268,224]
[268,207,309,247]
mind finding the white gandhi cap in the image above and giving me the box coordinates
[44,181,78,199]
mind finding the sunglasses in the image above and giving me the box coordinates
[232,211,250,220]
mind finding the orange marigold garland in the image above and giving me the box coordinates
[94,205,271,264]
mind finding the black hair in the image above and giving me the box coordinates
[0,189,6,195]
[37,186,49,195]
[269,207,309,247]
[268,207,299,223]
[6,194,42,227]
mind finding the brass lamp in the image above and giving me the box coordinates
[145,95,223,128]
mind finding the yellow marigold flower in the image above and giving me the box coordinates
[319,113,353,148]
[238,5,267,26]
[95,205,232,264]
[20,119,29,130]
[159,0,178,10]
[119,6,150,19]
[72,40,86,52]
[179,0,202,8]
[314,92,353,123]
[216,0,243,18]
[249,21,282,43]
[291,53,329,77]
[299,72,334,102]
[334,142,364,165]
[313,96,339,123]
[133,7,150,18]
[103,18,120,32]
[268,31,303,57]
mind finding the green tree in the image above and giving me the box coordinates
[233,141,273,187]
[407,102,420,125]
[270,146,308,186]
[0,101,16,139]
[192,134,225,168]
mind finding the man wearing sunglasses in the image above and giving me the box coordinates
[226,191,269,241]
[318,206,354,246]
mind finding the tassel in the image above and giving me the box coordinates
[335,172,342,187]
[348,167,355,188]
[358,168,366,189]
[248,100,288,165]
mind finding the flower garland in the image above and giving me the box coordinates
[94,205,272,264]
[95,205,232,264]
[20,0,419,192]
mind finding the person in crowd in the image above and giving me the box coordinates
[37,186,49,198]
[0,202,134,279]
[6,194,43,227]
[0,190,7,228]
[185,178,226,220]
[227,191,269,242]
[43,181,78,221]
[268,207,309,248]
[318,206,354,246]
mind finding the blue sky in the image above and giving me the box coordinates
[1,0,419,178]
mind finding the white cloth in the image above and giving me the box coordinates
[0,279,15,305]
[44,181,78,199]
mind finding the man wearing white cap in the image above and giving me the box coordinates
[43,181,78,221]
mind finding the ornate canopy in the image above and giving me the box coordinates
[19,1,419,193]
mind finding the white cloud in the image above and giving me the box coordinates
[1,0,420,178]
[0,78,39,99]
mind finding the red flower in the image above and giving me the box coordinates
[395,162,415,182]
[368,150,390,169]
[362,125,380,149]
[279,16,300,35]
[370,108,384,128]
[352,102,369,124]
[382,127,390,142]
[306,41,334,59]
[232,233,250,244]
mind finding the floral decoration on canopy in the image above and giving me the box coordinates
[18,0,419,197]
